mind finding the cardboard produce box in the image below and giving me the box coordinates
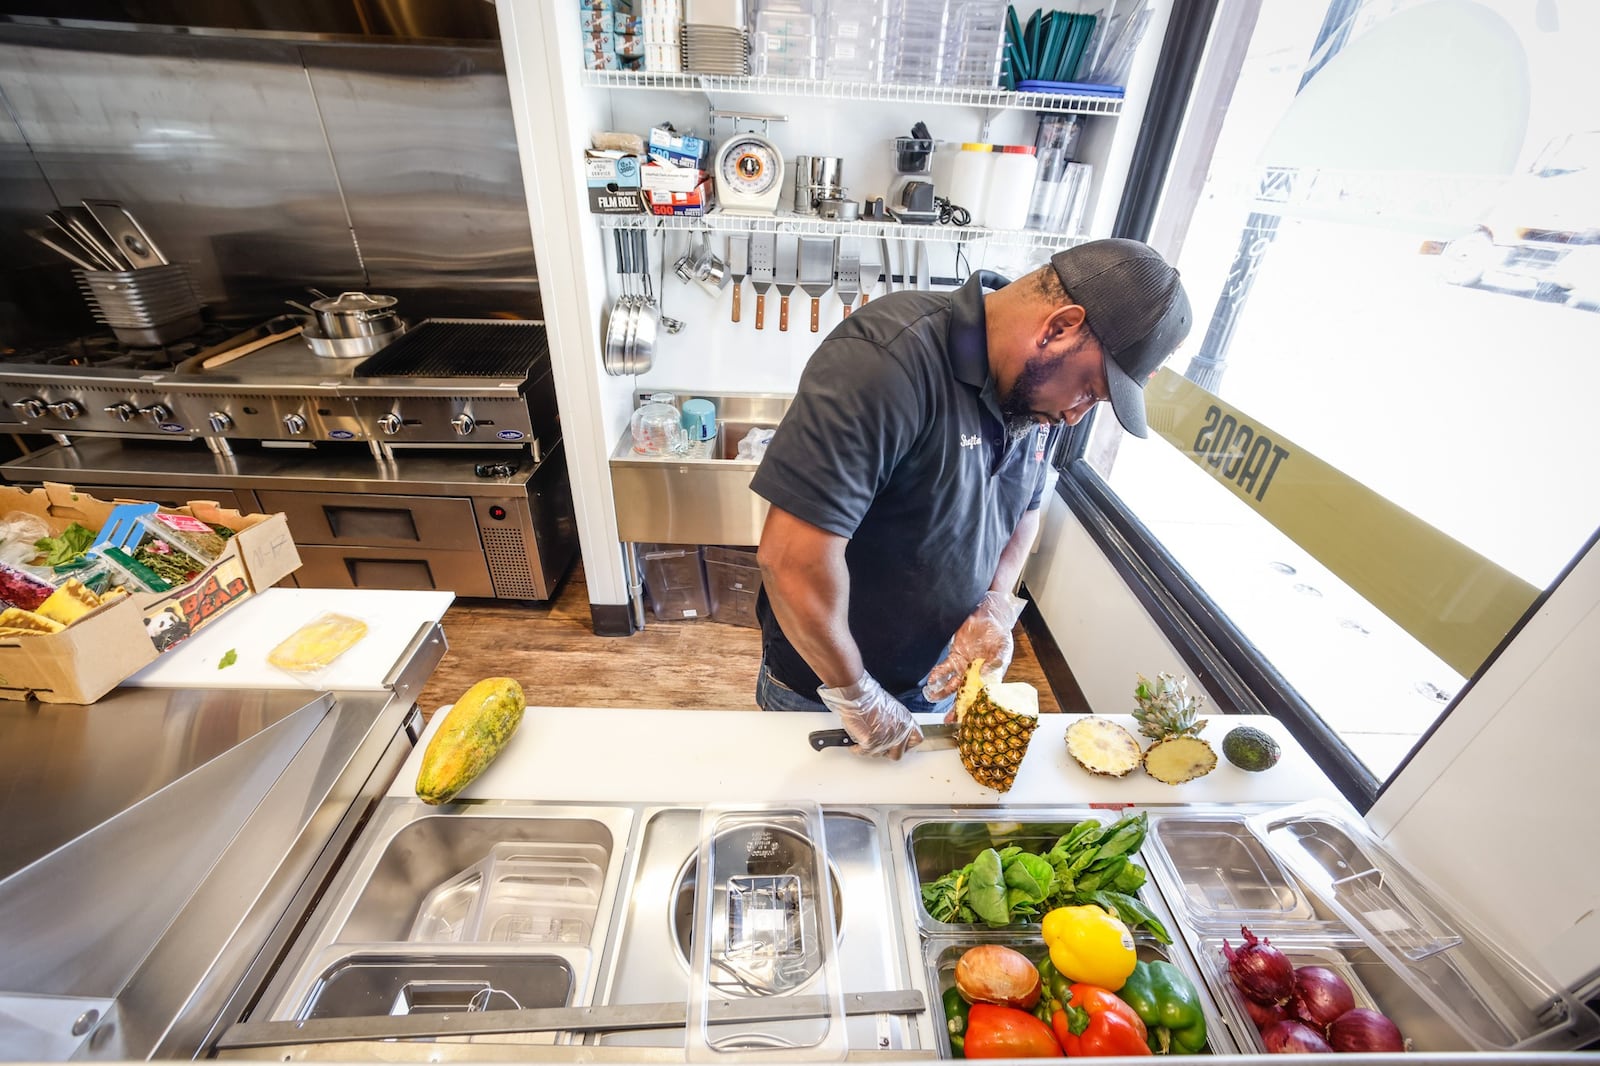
[0,483,301,704]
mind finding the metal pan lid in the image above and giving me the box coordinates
[310,291,398,313]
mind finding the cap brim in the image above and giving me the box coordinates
[1104,353,1149,438]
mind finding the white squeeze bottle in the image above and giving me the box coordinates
[982,145,1037,231]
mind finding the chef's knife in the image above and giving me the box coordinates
[774,236,799,332]
[749,232,776,330]
[809,724,957,751]
[727,234,749,324]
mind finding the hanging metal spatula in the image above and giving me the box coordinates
[834,237,861,318]
[727,234,749,324]
[856,239,881,308]
[798,237,834,334]
[748,232,776,331]
[773,236,799,333]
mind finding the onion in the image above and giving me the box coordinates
[1242,995,1289,1030]
[954,944,1042,1009]
[1291,966,1356,1031]
[1327,1008,1406,1053]
[1222,925,1296,1006]
[1260,1020,1334,1054]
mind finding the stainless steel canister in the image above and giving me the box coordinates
[793,155,814,214]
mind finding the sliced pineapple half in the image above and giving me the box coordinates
[1143,734,1218,785]
[953,658,1039,793]
[1064,716,1142,778]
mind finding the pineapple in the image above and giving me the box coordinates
[1132,672,1218,785]
[1064,716,1142,777]
[953,658,1040,792]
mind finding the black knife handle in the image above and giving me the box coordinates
[809,728,858,750]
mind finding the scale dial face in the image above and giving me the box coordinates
[715,134,784,215]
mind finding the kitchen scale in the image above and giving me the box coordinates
[711,110,787,216]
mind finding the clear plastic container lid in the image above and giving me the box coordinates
[686,804,845,1062]
[1249,801,1600,1051]
[1144,813,1319,929]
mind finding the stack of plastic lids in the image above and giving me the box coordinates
[820,0,887,82]
[882,0,947,85]
[750,0,819,78]
[939,0,1007,87]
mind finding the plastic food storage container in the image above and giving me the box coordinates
[896,810,1169,937]
[924,935,1229,1058]
[981,146,1037,232]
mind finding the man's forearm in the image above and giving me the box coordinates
[757,512,866,691]
[989,507,1041,595]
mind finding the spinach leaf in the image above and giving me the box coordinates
[1090,813,1147,864]
[1093,889,1172,945]
[1112,862,1147,894]
[967,848,1010,926]
[1078,855,1126,894]
[1003,851,1054,904]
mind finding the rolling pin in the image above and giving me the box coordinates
[202,324,303,370]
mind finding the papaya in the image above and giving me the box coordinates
[415,677,526,805]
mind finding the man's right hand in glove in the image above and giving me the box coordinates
[817,673,924,759]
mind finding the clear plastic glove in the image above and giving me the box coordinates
[817,673,923,759]
[922,590,1028,701]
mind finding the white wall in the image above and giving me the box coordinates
[1024,492,1200,711]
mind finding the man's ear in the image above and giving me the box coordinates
[1039,303,1087,348]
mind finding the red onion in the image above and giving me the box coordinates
[1261,1020,1334,1054]
[1291,966,1356,1031]
[1222,925,1296,1006]
[1327,1008,1406,1053]
[1242,995,1290,1030]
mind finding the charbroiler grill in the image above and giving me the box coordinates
[0,319,577,602]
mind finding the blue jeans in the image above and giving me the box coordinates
[755,660,955,717]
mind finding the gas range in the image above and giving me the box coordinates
[0,319,558,458]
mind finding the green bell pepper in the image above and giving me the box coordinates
[943,985,971,1057]
[1117,960,1207,1054]
[1032,956,1073,1025]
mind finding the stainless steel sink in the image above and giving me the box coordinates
[254,800,633,1036]
[609,391,789,545]
[593,806,920,1052]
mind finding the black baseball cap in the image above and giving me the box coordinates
[1051,238,1191,438]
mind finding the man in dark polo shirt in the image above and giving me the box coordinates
[751,238,1191,758]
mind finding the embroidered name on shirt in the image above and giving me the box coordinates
[959,432,983,449]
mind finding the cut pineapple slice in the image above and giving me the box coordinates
[1143,735,1218,785]
[1064,716,1142,778]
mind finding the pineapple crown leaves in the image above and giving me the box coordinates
[1131,670,1208,741]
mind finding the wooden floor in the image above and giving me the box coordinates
[416,559,1062,716]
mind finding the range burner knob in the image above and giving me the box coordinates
[450,412,476,436]
[138,403,172,424]
[282,413,307,435]
[103,402,138,423]
[377,412,402,436]
[47,400,84,420]
[10,398,45,419]
[207,411,233,433]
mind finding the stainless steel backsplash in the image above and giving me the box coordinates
[0,23,539,347]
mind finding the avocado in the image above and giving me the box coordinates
[1222,725,1281,772]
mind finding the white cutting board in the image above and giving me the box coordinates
[124,588,454,691]
[390,707,1346,808]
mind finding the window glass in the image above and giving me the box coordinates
[1102,0,1600,780]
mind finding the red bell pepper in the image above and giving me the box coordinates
[1051,983,1151,1057]
[963,1003,1064,1059]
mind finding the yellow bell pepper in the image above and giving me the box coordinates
[1041,904,1137,991]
